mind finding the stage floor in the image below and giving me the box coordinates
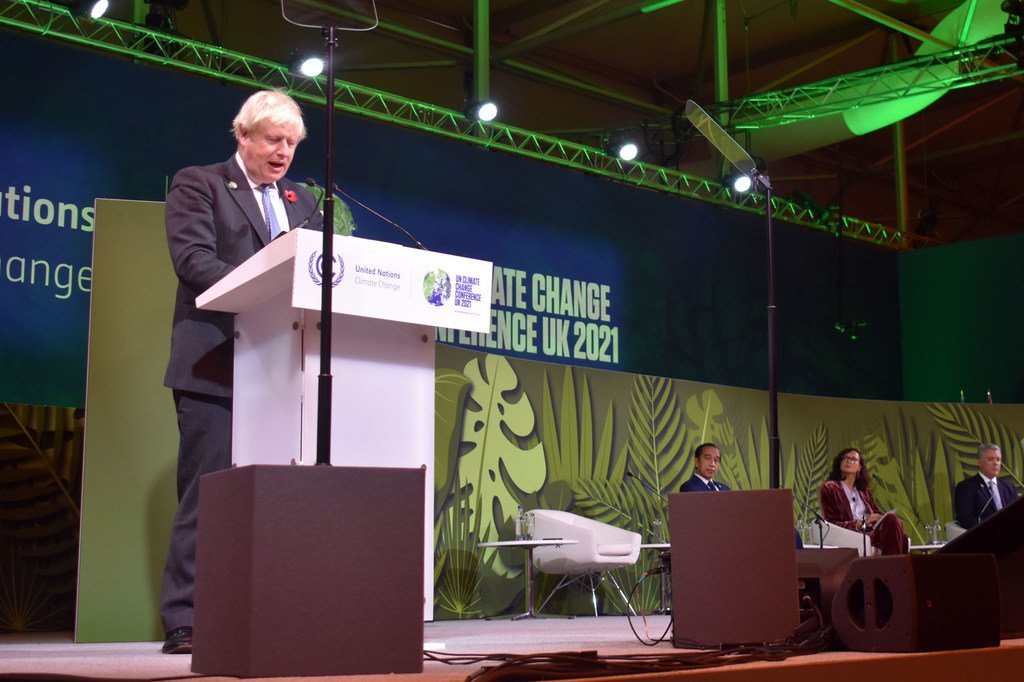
[2,617,1023,682]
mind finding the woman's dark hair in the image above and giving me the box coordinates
[827,447,872,491]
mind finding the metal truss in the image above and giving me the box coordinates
[0,0,911,249]
[722,35,1024,129]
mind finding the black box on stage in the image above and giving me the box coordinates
[796,547,858,624]
[831,553,999,652]
[191,465,425,677]
[939,497,1024,638]
[670,489,798,647]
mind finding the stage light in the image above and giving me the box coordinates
[466,100,498,122]
[288,52,324,77]
[612,141,639,161]
[730,173,753,193]
[71,0,109,18]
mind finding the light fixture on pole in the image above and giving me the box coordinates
[685,99,781,490]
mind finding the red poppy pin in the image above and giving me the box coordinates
[284,190,297,203]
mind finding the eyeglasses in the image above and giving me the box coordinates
[842,457,861,464]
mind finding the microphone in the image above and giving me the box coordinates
[626,469,667,502]
[331,182,428,250]
[283,178,325,232]
[796,497,827,549]
[977,480,995,525]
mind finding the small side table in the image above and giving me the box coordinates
[477,539,578,620]
[910,543,944,553]
[640,543,671,613]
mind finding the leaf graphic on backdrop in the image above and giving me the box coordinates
[459,355,545,577]
[930,438,954,523]
[793,425,829,522]
[863,434,925,544]
[627,377,689,498]
[434,482,483,618]
[685,389,724,443]
[927,403,1022,472]
[594,402,616,481]
[559,367,581,482]
[435,369,471,518]
[573,478,652,536]
[536,368,618,512]
[724,418,769,491]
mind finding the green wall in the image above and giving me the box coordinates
[900,232,1024,404]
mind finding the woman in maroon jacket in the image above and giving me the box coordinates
[819,448,909,555]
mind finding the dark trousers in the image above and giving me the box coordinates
[160,390,232,632]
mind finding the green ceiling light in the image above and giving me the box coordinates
[641,0,688,14]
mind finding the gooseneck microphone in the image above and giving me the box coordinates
[626,468,667,502]
[977,480,995,526]
[331,182,428,251]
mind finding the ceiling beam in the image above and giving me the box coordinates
[492,0,683,60]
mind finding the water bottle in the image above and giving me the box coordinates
[651,517,664,544]
[515,504,525,540]
[930,518,941,545]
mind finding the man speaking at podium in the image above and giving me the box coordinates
[159,89,321,654]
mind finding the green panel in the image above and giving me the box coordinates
[76,199,177,642]
[900,232,1024,405]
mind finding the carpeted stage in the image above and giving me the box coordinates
[2,617,1023,682]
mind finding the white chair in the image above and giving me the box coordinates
[808,519,874,557]
[528,509,641,616]
[945,520,967,541]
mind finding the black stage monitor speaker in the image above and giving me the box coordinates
[831,554,999,653]
[796,547,858,624]
[192,465,425,677]
[938,496,1024,637]
[670,489,798,647]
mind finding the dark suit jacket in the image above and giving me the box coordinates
[954,474,1019,530]
[679,474,731,492]
[163,157,321,396]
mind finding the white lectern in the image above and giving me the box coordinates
[196,228,492,620]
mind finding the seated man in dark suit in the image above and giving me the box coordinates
[955,443,1019,530]
[679,442,731,492]
[679,442,802,547]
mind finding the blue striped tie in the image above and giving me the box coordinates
[261,184,282,240]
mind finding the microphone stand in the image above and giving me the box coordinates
[313,22,338,467]
[626,469,670,614]
[861,514,869,557]
[797,497,827,549]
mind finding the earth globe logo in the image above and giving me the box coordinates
[423,268,451,307]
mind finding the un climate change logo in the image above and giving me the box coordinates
[423,268,451,307]
[308,251,345,287]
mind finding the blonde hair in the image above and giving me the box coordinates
[231,89,307,142]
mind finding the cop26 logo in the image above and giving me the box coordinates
[308,251,345,287]
[422,268,451,307]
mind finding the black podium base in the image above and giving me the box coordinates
[191,464,425,677]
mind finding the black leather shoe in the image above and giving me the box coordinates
[162,626,193,654]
